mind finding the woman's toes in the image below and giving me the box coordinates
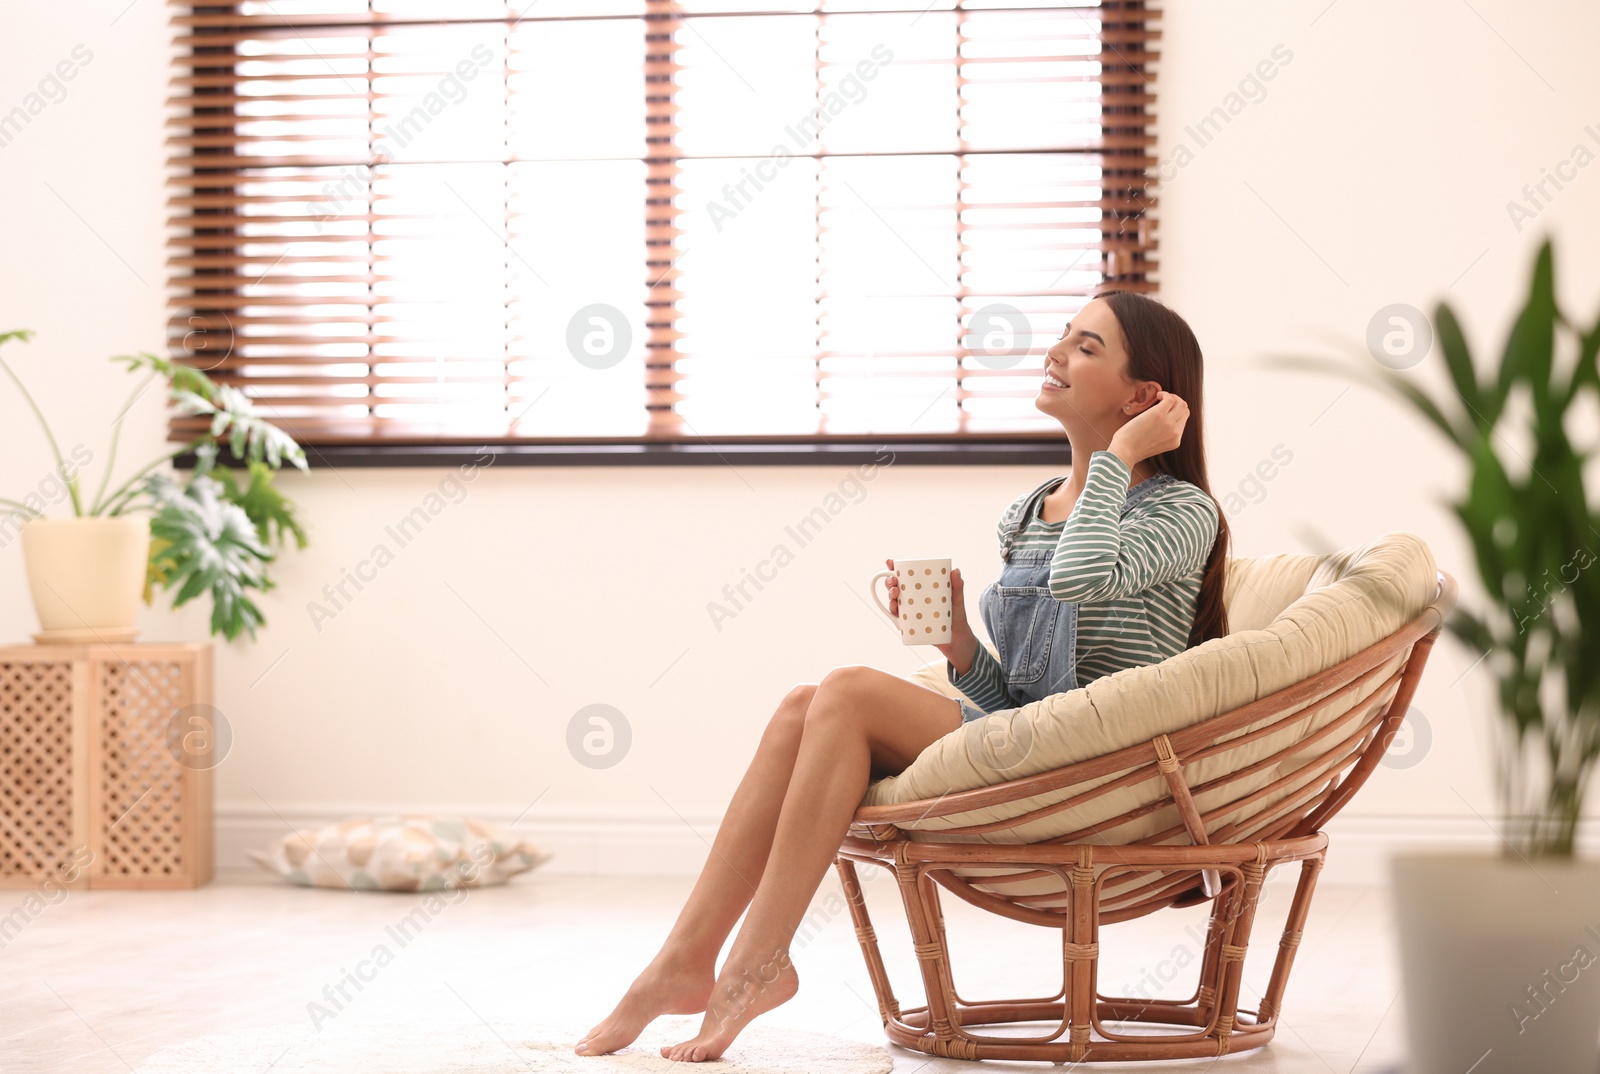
[576,967,715,1056]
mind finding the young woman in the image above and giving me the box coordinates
[575,290,1232,1063]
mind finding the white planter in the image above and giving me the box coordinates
[19,515,151,643]
[1390,851,1600,1074]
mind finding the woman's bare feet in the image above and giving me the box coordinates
[574,960,714,1056]
[659,946,800,1062]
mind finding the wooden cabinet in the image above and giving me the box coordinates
[0,643,214,889]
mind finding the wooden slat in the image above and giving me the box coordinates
[167,93,372,107]
[169,12,1154,35]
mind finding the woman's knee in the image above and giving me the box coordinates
[812,669,876,701]
[806,666,874,723]
[816,665,873,694]
[767,683,818,735]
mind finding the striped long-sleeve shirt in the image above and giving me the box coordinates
[948,450,1220,713]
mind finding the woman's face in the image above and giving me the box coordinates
[1034,297,1157,433]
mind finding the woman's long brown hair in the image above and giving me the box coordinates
[1093,288,1231,647]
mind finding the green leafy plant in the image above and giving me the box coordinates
[1261,237,1600,859]
[1,330,310,641]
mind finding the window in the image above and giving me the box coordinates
[168,1,1159,465]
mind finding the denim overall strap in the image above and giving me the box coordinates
[1124,469,1179,511]
[1000,475,1069,564]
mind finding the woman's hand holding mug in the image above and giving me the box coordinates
[880,557,979,674]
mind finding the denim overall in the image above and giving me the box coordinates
[977,468,1179,710]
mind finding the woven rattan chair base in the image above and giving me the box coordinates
[834,834,1327,1063]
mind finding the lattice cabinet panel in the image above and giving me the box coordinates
[0,658,83,885]
[0,644,213,889]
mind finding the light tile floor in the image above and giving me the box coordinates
[2,867,1409,1072]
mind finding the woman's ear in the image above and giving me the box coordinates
[1128,384,1162,413]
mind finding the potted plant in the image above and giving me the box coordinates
[1,330,309,642]
[1265,237,1600,1074]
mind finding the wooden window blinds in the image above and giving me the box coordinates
[167,1,1159,450]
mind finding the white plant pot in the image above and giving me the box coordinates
[1390,851,1600,1074]
[19,515,151,643]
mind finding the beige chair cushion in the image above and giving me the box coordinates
[861,531,1441,896]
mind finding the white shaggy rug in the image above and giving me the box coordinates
[131,1014,893,1073]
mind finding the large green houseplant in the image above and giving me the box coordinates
[1270,237,1598,858]
[1,330,309,641]
[1266,237,1600,1074]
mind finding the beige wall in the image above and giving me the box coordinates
[3,0,1597,878]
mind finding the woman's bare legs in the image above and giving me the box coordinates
[576,683,824,1056]
[577,672,963,1058]
[661,666,968,1062]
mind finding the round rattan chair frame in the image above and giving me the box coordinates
[833,569,1457,1063]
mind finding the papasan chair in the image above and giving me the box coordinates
[835,530,1455,1063]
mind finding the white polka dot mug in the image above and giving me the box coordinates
[870,557,954,645]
